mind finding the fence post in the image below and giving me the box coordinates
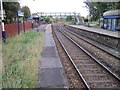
[2,30,6,42]
[32,21,34,29]
[23,17,25,33]
[1,0,6,42]
[18,17,20,35]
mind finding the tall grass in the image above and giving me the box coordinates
[0,38,2,89]
[2,31,44,88]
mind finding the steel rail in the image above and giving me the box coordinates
[60,25,120,59]
[56,25,120,82]
[52,24,91,90]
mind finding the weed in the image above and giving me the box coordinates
[2,31,44,88]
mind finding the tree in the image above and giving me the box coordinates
[66,16,73,22]
[45,17,50,23]
[55,17,59,21]
[21,6,31,20]
[3,2,20,24]
[48,15,52,17]
[84,0,120,21]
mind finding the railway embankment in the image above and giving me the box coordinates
[64,24,120,52]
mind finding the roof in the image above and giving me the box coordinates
[103,10,120,16]
[32,15,39,18]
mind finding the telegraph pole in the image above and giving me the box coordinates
[1,0,6,42]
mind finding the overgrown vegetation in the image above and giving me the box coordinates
[2,31,44,88]
[44,17,50,23]
[3,2,31,24]
[21,6,31,20]
[91,25,99,28]
[0,39,2,90]
[84,1,120,21]
[66,16,73,22]
[65,22,73,25]
[3,2,20,24]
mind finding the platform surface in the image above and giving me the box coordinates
[38,24,69,88]
[69,25,120,38]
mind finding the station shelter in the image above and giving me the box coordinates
[100,10,120,31]
[32,14,41,28]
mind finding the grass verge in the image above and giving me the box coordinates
[2,31,44,88]
[0,37,2,89]
[91,25,99,28]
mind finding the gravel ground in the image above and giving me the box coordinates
[53,23,120,88]
[52,24,86,89]
[58,24,120,78]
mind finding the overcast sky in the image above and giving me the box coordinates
[20,0,89,17]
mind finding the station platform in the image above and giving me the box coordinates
[38,24,69,88]
[69,25,120,38]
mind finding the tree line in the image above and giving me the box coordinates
[84,0,120,21]
[3,2,31,24]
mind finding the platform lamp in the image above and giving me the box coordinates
[1,0,6,42]
[31,0,36,29]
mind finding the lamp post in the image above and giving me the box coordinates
[31,0,36,29]
[1,0,6,42]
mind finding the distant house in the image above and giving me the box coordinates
[100,10,120,31]
[49,17,54,22]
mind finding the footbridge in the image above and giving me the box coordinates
[35,12,84,24]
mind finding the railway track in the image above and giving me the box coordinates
[61,24,120,59]
[52,23,120,89]
[52,25,86,89]
[57,23,120,78]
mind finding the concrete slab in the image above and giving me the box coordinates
[32,24,48,32]
[41,58,62,69]
[40,68,68,88]
[38,24,69,88]
[45,24,52,33]
[42,46,57,58]
[69,25,120,38]
[38,24,48,32]
[45,33,55,47]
